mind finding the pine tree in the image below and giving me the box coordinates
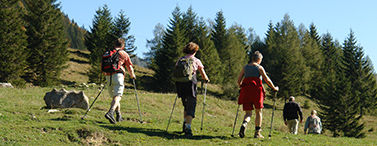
[341,30,376,116]
[182,5,199,43]
[211,10,228,84]
[85,5,114,83]
[298,24,323,95]
[265,14,306,100]
[0,0,28,87]
[25,0,69,87]
[309,22,321,45]
[195,18,222,83]
[113,10,136,58]
[152,6,187,92]
[145,23,165,67]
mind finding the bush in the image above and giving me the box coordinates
[303,99,310,109]
[221,83,239,101]
[9,78,26,88]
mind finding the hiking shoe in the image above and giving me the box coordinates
[239,125,246,138]
[116,112,124,122]
[254,129,264,138]
[182,121,186,133]
[185,128,193,137]
[105,111,117,124]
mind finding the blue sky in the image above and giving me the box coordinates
[59,0,377,70]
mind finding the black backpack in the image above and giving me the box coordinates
[172,57,194,82]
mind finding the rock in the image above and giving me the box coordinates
[44,88,89,110]
[0,83,14,88]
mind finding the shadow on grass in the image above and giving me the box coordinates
[100,125,228,140]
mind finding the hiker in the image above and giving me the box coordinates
[283,96,303,134]
[175,42,209,137]
[237,51,279,138]
[103,38,136,124]
[304,110,322,134]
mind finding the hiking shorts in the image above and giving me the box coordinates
[181,95,197,118]
[106,73,124,97]
[242,100,264,111]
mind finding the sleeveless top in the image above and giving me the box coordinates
[244,65,260,78]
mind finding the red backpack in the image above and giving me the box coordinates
[101,48,123,74]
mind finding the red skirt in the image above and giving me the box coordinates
[238,77,265,105]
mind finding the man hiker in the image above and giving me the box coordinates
[103,38,136,124]
[283,96,303,134]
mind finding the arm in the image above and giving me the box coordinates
[259,66,278,91]
[126,64,136,79]
[237,67,245,87]
[198,68,209,82]
[298,105,303,123]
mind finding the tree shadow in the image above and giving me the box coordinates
[100,125,228,140]
[69,58,89,64]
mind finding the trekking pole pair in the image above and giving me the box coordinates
[166,83,208,132]
[82,82,107,120]
[133,79,143,123]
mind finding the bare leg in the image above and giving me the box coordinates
[255,108,262,127]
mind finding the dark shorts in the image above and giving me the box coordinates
[181,95,197,118]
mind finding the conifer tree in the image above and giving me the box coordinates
[195,18,222,83]
[309,23,321,45]
[85,5,114,83]
[265,14,306,100]
[211,10,228,84]
[145,23,164,68]
[113,10,136,58]
[0,0,28,86]
[152,6,187,92]
[25,0,68,86]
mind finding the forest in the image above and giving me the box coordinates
[1,0,376,138]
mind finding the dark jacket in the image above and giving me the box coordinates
[283,100,303,121]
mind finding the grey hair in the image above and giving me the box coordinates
[289,96,295,101]
[252,51,263,62]
[311,110,317,115]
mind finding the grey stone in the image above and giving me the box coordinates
[0,83,14,88]
[44,88,89,109]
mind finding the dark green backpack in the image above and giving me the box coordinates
[172,57,194,82]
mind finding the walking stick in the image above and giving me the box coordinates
[133,79,143,123]
[81,82,107,120]
[268,90,278,138]
[166,95,178,132]
[200,83,208,131]
[231,104,241,137]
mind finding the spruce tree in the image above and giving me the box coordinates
[85,5,114,83]
[152,6,187,92]
[195,18,222,83]
[113,10,136,58]
[0,0,28,86]
[25,0,69,86]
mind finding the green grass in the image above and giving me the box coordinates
[0,86,376,145]
[1,48,376,145]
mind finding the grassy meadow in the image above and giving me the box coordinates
[0,48,376,145]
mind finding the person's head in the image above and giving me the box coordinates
[183,42,199,55]
[311,110,317,115]
[114,38,125,49]
[289,96,295,101]
[251,51,263,64]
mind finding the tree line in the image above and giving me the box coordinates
[1,1,376,138]
[144,6,377,138]
[1,0,69,87]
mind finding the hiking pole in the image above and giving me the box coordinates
[166,95,178,132]
[268,90,278,139]
[200,83,208,131]
[81,82,107,120]
[133,79,143,123]
[231,104,240,137]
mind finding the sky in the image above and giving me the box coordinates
[59,0,377,70]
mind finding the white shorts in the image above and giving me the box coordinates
[105,73,124,97]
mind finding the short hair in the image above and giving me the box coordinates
[311,110,317,115]
[251,51,263,62]
[114,38,125,48]
[289,96,295,101]
[183,42,199,54]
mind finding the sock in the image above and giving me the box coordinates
[116,110,121,116]
[242,121,248,127]
[108,108,114,113]
[255,126,261,131]
[186,124,191,129]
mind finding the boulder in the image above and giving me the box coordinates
[0,83,14,88]
[44,88,89,110]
